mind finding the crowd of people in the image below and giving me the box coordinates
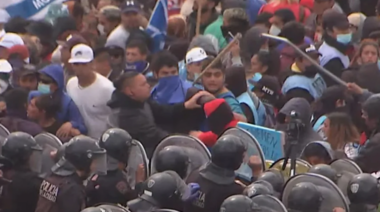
[1,0,380,211]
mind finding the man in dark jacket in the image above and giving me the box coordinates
[107,71,212,158]
[276,98,322,156]
[0,88,43,136]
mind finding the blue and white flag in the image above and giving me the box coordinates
[145,0,168,53]
[2,0,65,20]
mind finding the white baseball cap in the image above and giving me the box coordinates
[186,47,208,64]
[0,59,12,73]
[68,44,94,64]
[0,33,24,49]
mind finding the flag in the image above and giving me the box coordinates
[3,0,65,20]
[145,0,168,53]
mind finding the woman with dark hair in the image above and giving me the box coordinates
[27,94,63,136]
[322,112,360,159]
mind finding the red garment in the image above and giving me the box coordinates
[360,132,367,145]
[198,120,239,147]
[259,2,311,23]
[300,0,313,10]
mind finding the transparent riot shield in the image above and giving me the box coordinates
[0,124,9,137]
[330,158,362,200]
[251,194,287,212]
[282,173,350,212]
[125,139,149,189]
[269,158,311,180]
[96,204,131,212]
[220,127,266,183]
[150,135,211,180]
[35,133,62,178]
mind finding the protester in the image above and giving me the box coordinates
[98,6,122,36]
[259,0,311,23]
[322,112,361,158]
[187,0,220,39]
[125,40,150,73]
[269,9,296,36]
[66,44,114,139]
[348,13,367,45]
[0,88,43,136]
[183,47,209,87]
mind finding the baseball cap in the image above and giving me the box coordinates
[186,47,208,64]
[253,75,281,98]
[322,9,350,30]
[0,33,24,49]
[0,60,12,74]
[298,44,321,57]
[63,34,88,51]
[8,45,30,63]
[121,0,141,13]
[0,9,10,24]
[68,44,94,64]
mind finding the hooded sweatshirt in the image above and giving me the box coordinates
[39,65,87,134]
[278,98,322,156]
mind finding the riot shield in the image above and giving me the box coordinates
[282,173,350,212]
[0,124,9,137]
[150,135,211,180]
[330,158,362,200]
[251,195,287,212]
[154,210,181,212]
[125,139,149,189]
[269,158,311,180]
[220,127,266,183]
[35,133,62,178]
[97,204,131,212]
[265,160,274,170]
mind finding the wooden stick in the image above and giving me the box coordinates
[192,33,242,85]
[195,5,202,36]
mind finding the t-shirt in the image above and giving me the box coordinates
[105,25,130,49]
[66,73,115,139]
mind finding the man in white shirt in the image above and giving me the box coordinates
[66,44,115,139]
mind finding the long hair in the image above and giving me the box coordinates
[325,112,360,150]
[350,39,379,66]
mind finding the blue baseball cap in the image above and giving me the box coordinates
[121,0,141,13]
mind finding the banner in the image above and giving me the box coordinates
[2,0,65,20]
[237,122,284,161]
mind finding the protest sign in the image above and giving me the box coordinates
[237,122,284,161]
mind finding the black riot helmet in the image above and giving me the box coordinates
[257,169,285,194]
[287,182,322,212]
[155,146,189,179]
[347,173,380,205]
[243,180,274,198]
[211,134,246,170]
[63,135,107,175]
[138,171,186,207]
[1,132,42,172]
[220,195,257,212]
[99,128,133,165]
[51,142,76,176]
[309,164,339,183]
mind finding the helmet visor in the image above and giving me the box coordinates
[90,150,107,175]
[29,148,43,173]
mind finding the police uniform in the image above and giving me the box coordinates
[35,135,107,212]
[183,134,246,212]
[86,128,136,206]
[0,132,43,212]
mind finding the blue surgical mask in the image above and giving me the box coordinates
[38,83,51,94]
[125,61,148,73]
[336,33,352,44]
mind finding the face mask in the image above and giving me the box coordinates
[269,25,281,36]
[38,83,51,94]
[193,73,201,84]
[336,33,352,44]
[125,61,148,73]
[97,24,105,35]
[158,75,180,85]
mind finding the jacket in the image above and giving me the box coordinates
[277,98,322,156]
[107,90,187,158]
[0,110,43,136]
[39,65,87,134]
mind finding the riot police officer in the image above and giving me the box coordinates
[127,171,197,212]
[287,182,322,212]
[155,146,189,179]
[35,135,107,212]
[86,128,137,206]
[220,195,257,212]
[243,180,274,198]
[183,134,246,212]
[257,169,284,198]
[0,132,43,212]
[348,173,380,212]
[308,164,338,183]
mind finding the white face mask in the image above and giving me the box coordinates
[269,25,281,36]
[97,24,105,35]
